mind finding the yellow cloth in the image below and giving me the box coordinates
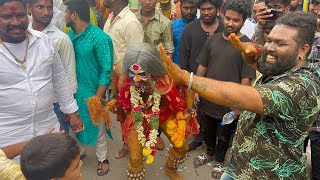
[252,71,263,86]
[0,150,25,180]
[64,8,99,33]
[303,0,308,12]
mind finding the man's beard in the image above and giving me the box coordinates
[201,14,217,25]
[38,18,52,28]
[66,20,75,30]
[257,50,299,76]
[289,5,298,11]
[182,13,196,23]
[223,26,241,37]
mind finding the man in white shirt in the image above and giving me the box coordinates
[0,0,83,159]
[28,0,77,133]
[103,0,144,66]
[103,0,144,159]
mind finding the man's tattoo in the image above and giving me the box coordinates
[193,82,207,91]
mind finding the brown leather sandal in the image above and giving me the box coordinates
[97,159,109,176]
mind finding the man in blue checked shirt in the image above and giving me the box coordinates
[172,0,197,64]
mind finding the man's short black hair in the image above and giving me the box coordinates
[264,20,276,31]
[276,12,317,50]
[255,0,265,3]
[265,0,291,7]
[65,0,90,22]
[0,0,26,8]
[28,0,52,5]
[20,134,80,180]
[196,0,221,9]
[121,0,128,5]
[181,0,196,4]
[224,0,251,21]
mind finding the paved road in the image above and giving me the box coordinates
[80,113,311,180]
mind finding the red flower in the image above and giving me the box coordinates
[132,64,140,71]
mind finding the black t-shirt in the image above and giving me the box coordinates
[179,19,224,73]
[197,33,256,119]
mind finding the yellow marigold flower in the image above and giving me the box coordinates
[142,148,152,156]
[166,119,177,130]
[175,111,184,119]
[174,140,184,148]
[146,155,154,164]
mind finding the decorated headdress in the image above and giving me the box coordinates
[122,43,173,94]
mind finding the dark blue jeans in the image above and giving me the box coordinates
[53,102,69,134]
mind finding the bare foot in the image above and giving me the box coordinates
[156,136,165,150]
[164,166,183,180]
[115,144,129,159]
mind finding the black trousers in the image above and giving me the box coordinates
[310,131,320,180]
[200,112,237,163]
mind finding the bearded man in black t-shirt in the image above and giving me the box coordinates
[192,0,256,179]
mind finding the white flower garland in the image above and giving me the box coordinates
[130,86,161,150]
[156,1,177,20]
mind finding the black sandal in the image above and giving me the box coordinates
[80,153,86,159]
[97,159,109,176]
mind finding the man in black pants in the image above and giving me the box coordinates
[192,0,255,179]
[179,0,224,152]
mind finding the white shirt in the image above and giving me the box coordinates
[3,40,26,60]
[0,29,78,149]
[241,19,255,40]
[103,6,144,64]
[29,22,77,94]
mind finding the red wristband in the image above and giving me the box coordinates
[253,43,261,60]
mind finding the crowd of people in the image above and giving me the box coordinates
[0,0,320,179]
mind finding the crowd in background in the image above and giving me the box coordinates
[0,0,320,179]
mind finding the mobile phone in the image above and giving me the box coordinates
[267,9,283,20]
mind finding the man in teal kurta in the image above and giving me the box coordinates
[65,0,113,176]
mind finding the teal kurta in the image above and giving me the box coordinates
[68,23,113,146]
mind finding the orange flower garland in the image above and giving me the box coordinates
[86,96,112,130]
[166,111,187,148]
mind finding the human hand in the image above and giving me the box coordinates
[159,44,189,85]
[231,108,241,120]
[47,127,55,134]
[228,33,257,56]
[69,112,84,133]
[175,111,191,121]
[228,33,260,65]
[194,93,199,108]
[106,98,117,114]
[256,7,273,26]
[47,128,65,135]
